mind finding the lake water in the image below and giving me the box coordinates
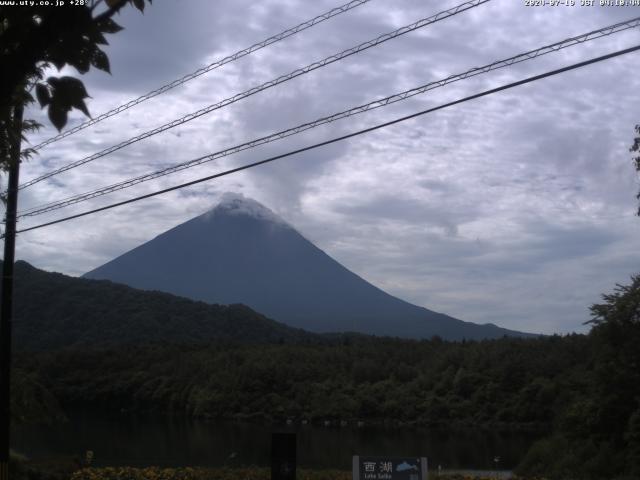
[12,411,541,471]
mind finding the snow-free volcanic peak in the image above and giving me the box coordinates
[84,194,534,340]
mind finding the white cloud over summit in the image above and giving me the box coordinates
[206,192,290,227]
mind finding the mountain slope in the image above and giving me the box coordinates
[6,260,314,350]
[85,194,534,340]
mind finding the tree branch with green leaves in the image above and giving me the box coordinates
[0,0,151,170]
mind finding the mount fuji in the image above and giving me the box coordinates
[84,194,533,340]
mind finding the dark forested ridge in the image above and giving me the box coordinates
[5,260,315,350]
[6,257,640,478]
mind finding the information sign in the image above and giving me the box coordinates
[352,456,428,480]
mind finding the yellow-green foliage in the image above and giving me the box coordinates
[70,467,353,480]
[70,467,513,480]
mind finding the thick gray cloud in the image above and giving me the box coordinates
[7,0,640,335]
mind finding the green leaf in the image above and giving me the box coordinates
[57,76,89,99]
[47,76,91,121]
[72,98,91,118]
[87,26,109,46]
[50,56,66,71]
[72,48,91,74]
[48,105,68,132]
[97,18,124,34]
[35,84,50,107]
[91,50,110,74]
[22,119,42,133]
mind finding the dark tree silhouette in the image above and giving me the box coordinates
[631,125,640,215]
[0,0,151,169]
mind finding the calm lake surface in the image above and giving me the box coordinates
[12,411,541,470]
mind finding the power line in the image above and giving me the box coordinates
[29,0,374,152]
[17,16,640,218]
[12,44,640,237]
[17,0,490,191]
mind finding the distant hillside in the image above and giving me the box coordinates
[5,260,314,351]
[85,193,535,340]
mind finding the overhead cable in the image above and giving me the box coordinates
[29,0,374,152]
[18,15,640,218]
[17,0,490,191]
[12,44,640,236]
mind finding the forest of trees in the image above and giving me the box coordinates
[8,321,635,479]
[6,268,640,478]
[8,260,314,350]
[518,275,640,479]
[14,335,589,429]
[6,268,640,479]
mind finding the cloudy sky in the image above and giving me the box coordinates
[10,0,640,335]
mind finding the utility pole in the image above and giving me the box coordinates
[0,104,23,480]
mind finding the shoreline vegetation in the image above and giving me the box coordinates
[14,336,584,429]
[8,329,632,479]
[11,458,520,480]
[68,467,516,480]
[8,274,640,478]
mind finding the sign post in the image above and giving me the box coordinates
[353,456,428,480]
[271,432,296,480]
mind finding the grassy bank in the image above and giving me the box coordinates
[69,467,519,480]
[8,464,527,480]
